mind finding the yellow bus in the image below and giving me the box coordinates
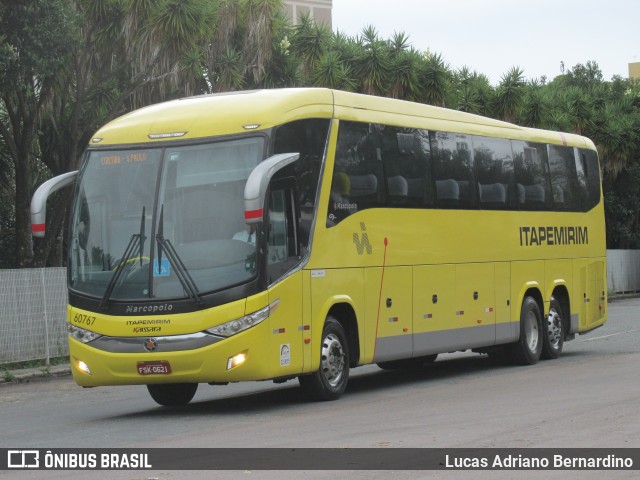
[32,89,607,405]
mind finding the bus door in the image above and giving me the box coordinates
[265,184,304,375]
[413,264,456,355]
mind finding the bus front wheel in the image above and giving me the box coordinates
[147,383,198,406]
[299,317,350,401]
[508,296,543,365]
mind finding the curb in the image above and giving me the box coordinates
[0,364,71,384]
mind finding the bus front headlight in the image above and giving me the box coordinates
[67,323,102,344]
[206,305,270,338]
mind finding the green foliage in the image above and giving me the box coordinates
[355,26,392,96]
[604,164,640,248]
[2,4,640,259]
[418,52,451,107]
[493,67,525,122]
[0,0,79,88]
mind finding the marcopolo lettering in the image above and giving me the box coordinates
[125,304,173,314]
[519,226,588,247]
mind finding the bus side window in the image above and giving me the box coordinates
[512,140,551,211]
[273,119,330,251]
[548,144,579,211]
[473,136,515,209]
[327,121,383,226]
[431,131,476,208]
[380,127,433,208]
[579,148,601,211]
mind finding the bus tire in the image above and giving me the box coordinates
[508,296,543,365]
[147,383,198,406]
[299,317,349,401]
[377,354,438,370]
[541,297,564,359]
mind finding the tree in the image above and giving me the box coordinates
[418,51,451,107]
[493,67,525,123]
[562,86,593,135]
[355,26,391,96]
[289,11,331,83]
[386,32,421,100]
[518,82,549,128]
[451,67,493,115]
[0,0,78,267]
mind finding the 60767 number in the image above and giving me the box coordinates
[72,313,96,327]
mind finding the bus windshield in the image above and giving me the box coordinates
[69,137,265,301]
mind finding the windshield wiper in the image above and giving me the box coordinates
[156,205,203,305]
[100,206,146,311]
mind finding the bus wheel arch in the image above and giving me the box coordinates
[508,289,544,365]
[326,302,360,367]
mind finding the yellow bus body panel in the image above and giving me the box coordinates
[71,89,607,388]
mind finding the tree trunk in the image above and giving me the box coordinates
[14,155,34,268]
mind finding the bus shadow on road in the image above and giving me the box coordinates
[112,358,490,418]
[113,352,590,418]
[346,354,505,395]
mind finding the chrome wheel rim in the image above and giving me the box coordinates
[320,333,345,387]
[546,307,562,350]
[524,309,539,352]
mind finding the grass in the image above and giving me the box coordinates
[0,356,70,383]
[0,356,69,371]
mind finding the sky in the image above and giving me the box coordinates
[332,0,640,85]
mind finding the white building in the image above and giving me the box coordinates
[283,0,332,27]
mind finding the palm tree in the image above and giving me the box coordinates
[451,67,492,114]
[591,103,638,175]
[418,52,451,107]
[354,25,392,96]
[242,0,283,86]
[518,83,549,128]
[561,86,592,135]
[493,66,525,123]
[313,50,356,91]
[386,32,421,100]
[214,47,246,91]
[456,85,480,113]
[290,12,331,82]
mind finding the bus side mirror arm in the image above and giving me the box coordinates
[244,153,299,224]
[31,171,78,238]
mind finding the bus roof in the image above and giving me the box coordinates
[91,88,595,150]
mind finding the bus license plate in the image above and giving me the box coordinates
[137,361,171,375]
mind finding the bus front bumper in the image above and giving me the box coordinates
[69,323,274,387]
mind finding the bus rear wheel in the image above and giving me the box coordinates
[299,317,349,401]
[508,296,543,365]
[541,297,564,359]
[147,383,198,406]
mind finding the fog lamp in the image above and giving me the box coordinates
[77,360,92,375]
[227,353,247,370]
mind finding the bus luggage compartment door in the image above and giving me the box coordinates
[368,266,412,363]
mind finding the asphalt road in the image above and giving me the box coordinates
[1,297,639,480]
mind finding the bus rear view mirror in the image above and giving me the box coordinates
[243,152,299,224]
[31,170,78,238]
